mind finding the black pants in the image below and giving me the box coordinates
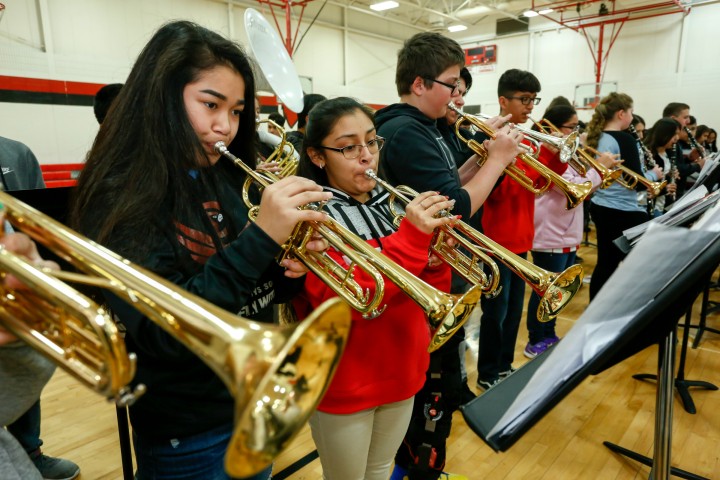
[589,202,649,300]
[394,329,467,480]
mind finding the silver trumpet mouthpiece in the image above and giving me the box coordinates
[214,141,228,154]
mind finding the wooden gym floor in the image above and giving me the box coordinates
[37,230,720,479]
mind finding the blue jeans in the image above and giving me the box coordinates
[526,251,577,344]
[133,424,272,480]
[477,252,527,382]
[7,400,42,454]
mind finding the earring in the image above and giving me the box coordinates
[319,163,325,169]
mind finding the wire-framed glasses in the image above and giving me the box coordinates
[319,137,385,159]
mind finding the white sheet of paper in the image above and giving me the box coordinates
[487,223,720,439]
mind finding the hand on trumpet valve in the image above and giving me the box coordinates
[254,176,332,246]
[0,232,60,345]
[596,152,621,169]
[256,161,282,174]
[483,113,513,130]
[484,125,522,168]
[281,231,330,278]
[405,191,459,235]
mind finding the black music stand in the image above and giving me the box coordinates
[632,295,718,415]
[691,273,720,348]
[460,221,720,480]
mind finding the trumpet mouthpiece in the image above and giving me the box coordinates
[214,141,228,154]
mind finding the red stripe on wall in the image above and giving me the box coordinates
[0,75,104,96]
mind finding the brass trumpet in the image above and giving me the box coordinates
[364,171,584,323]
[216,141,482,353]
[255,119,298,177]
[0,190,351,478]
[0,234,142,407]
[533,117,622,189]
[584,145,667,196]
[448,103,592,210]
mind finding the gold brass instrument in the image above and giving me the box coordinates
[216,141,482,353]
[256,119,298,177]
[0,190,351,478]
[364,170,584,323]
[448,103,592,210]
[584,145,667,197]
[0,230,142,407]
[534,117,622,189]
[363,169,500,298]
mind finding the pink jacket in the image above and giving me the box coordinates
[532,166,602,251]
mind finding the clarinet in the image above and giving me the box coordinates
[685,126,706,159]
[667,148,678,201]
[628,124,657,215]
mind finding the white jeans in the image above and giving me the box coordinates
[309,397,414,480]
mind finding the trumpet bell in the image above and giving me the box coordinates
[427,285,482,352]
[226,298,349,477]
[537,264,584,323]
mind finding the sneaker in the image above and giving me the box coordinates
[524,339,550,359]
[32,454,80,480]
[440,472,469,480]
[544,335,561,347]
[499,367,516,378]
[476,378,500,392]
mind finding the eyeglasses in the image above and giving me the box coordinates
[424,77,460,96]
[319,137,385,160]
[560,124,579,130]
[506,96,541,106]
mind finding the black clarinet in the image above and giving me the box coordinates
[685,126,706,159]
[628,124,657,215]
[667,148,678,202]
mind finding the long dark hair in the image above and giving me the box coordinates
[644,118,680,152]
[296,97,376,185]
[70,21,257,259]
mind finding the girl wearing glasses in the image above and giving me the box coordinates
[294,96,457,480]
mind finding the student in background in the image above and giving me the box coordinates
[375,32,520,480]
[0,136,78,480]
[93,83,124,124]
[286,93,327,152]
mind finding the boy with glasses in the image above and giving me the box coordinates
[475,69,568,390]
[376,32,521,480]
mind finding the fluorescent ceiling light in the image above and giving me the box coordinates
[370,1,399,11]
[538,8,554,14]
[523,10,539,17]
[448,24,468,32]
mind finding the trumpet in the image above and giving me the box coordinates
[0,232,142,407]
[216,141,482,353]
[534,117,622,189]
[255,119,298,177]
[448,103,592,210]
[0,190,351,478]
[364,170,584,323]
[584,145,667,196]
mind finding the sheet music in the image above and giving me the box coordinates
[488,221,720,439]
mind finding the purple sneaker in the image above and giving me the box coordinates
[524,339,550,359]
[544,335,561,347]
